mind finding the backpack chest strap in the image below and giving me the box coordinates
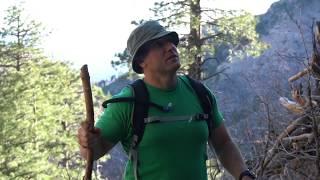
[144,113,209,124]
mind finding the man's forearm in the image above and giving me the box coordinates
[93,138,114,160]
[80,137,114,161]
[215,140,248,178]
[93,141,110,160]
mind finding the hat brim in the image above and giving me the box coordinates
[132,31,179,74]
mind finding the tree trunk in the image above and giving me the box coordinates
[188,0,202,80]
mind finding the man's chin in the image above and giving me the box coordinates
[173,63,181,71]
[169,62,181,73]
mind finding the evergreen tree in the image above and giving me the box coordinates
[112,0,267,80]
[0,5,109,179]
[0,5,43,71]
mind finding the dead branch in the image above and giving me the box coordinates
[282,133,314,144]
[288,68,309,82]
[259,19,320,180]
[258,116,308,173]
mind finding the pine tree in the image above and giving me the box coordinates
[0,5,43,71]
[112,0,267,80]
[0,5,109,179]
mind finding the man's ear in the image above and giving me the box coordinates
[139,60,146,70]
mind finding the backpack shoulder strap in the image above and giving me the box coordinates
[128,79,149,180]
[129,79,149,147]
[101,79,151,180]
[102,97,136,108]
[182,75,215,136]
[102,89,168,112]
[101,79,149,146]
[102,79,172,144]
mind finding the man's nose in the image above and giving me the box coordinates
[164,41,177,52]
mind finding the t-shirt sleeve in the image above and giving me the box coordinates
[95,87,133,144]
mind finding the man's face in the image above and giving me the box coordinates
[140,38,180,75]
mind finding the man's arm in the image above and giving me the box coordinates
[209,123,253,180]
[78,122,115,161]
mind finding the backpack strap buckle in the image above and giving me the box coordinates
[195,113,209,120]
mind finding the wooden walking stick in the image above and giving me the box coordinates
[80,65,94,180]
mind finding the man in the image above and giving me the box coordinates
[78,20,255,180]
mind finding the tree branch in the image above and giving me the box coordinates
[200,33,223,45]
[172,0,190,7]
[0,64,17,69]
[282,133,314,143]
[154,11,186,22]
[202,66,229,81]
[259,115,309,172]
[288,68,310,82]
[201,57,217,65]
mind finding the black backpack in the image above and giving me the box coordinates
[102,75,215,180]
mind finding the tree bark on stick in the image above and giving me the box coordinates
[80,65,94,180]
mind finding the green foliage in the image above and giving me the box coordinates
[1,60,79,179]
[0,4,109,179]
[111,48,133,75]
[0,58,108,179]
[0,5,44,71]
[210,12,269,62]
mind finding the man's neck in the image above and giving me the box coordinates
[143,73,178,90]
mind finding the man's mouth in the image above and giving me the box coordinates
[166,54,179,61]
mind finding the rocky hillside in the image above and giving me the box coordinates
[208,0,320,145]
[97,0,320,179]
[209,0,320,178]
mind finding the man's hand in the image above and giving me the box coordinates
[77,121,113,160]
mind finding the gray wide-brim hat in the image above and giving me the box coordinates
[127,20,179,74]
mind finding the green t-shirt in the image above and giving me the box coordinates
[95,76,224,180]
